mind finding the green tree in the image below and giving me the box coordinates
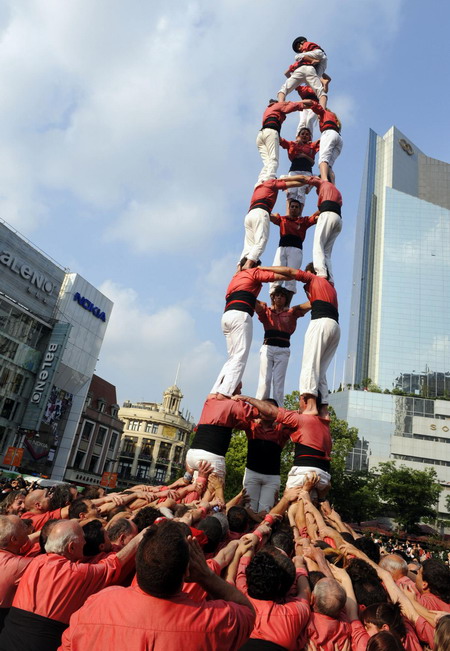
[376,461,442,532]
[224,431,248,501]
[329,471,381,524]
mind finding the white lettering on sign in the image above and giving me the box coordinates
[31,343,59,404]
[0,249,54,294]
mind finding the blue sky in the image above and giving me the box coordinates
[0,0,449,419]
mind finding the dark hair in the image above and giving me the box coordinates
[196,516,223,554]
[362,602,406,640]
[82,520,105,556]
[133,506,160,532]
[49,484,74,510]
[422,559,450,602]
[246,550,295,601]
[308,570,325,590]
[136,521,189,597]
[227,506,249,533]
[270,531,294,557]
[367,631,406,651]
[340,531,355,544]
[83,486,104,500]
[238,258,261,269]
[68,498,91,520]
[39,519,59,554]
[347,559,388,607]
[305,262,316,274]
[354,537,381,564]
[106,505,130,521]
[107,518,134,543]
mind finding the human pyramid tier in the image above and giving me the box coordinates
[188,36,342,512]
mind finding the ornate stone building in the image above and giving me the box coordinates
[116,385,193,487]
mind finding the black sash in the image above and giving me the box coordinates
[263,329,291,348]
[322,120,340,133]
[318,200,341,216]
[249,198,272,212]
[279,234,302,249]
[225,290,257,317]
[294,442,330,472]
[0,609,9,633]
[0,607,67,651]
[190,424,232,457]
[240,639,288,651]
[262,118,281,132]
[289,158,313,173]
[311,300,339,323]
[247,439,282,475]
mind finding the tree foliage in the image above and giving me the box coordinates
[329,471,381,524]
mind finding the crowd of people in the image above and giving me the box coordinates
[0,35,449,651]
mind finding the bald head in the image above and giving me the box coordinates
[24,489,51,514]
[0,515,29,551]
[313,578,346,618]
[379,554,408,580]
[45,519,85,561]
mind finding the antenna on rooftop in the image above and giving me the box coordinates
[174,363,180,386]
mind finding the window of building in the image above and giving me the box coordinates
[0,335,18,360]
[140,439,155,458]
[129,420,140,431]
[145,422,158,433]
[10,373,24,395]
[122,436,137,455]
[154,466,166,483]
[1,398,16,420]
[81,421,94,441]
[118,459,132,479]
[175,430,185,442]
[98,400,106,413]
[0,368,10,387]
[96,426,108,446]
[85,395,92,408]
[173,446,183,464]
[74,450,85,468]
[0,426,8,452]
[159,442,171,461]
[109,432,118,451]
[136,462,151,481]
[88,455,99,473]
[110,406,118,417]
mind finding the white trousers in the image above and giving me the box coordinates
[186,449,227,479]
[299,317,340,403]
[256,344,290,408]
[240,208,270,263]
[286,466,331,492]
[279,62,327,100]
[318,129,343,168]
[270,245,303,294]
[243,467,280,513]
[286,169,312,205]
[313,211,342,284]
[211,310,252,397]
[297,109,318,138]
[256,128,279,184]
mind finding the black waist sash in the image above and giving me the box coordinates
[0,608,9,633]
[190,424,232,457]
[240,639,288,651]
[247,439,282,475]
[263,329,291,348]
[318,200,341,216]
[322,120,340,133]
[311,300,339,323]
[279,234,302,249]
[294,442,330,472]
[289,158,313,173]
[262,117,281,132]
[249,198,272,213]
[225,290,257,316]
[0,607,67,651]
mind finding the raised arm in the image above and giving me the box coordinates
[232,395,279,420]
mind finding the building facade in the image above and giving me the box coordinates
[117,385,193,487]
[64,375,123,487]
[330,127,450,515]
[0,220,113,480]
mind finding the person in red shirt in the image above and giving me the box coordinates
[256,99,312,185]
[310,101,343,183]
[280,129,320,211]
[416,559,450,613]
[300,578,351,650]
[0,518,146,651]
[379,554,420,596]
[20,488,71,532]
[255,287,310,407]
[278,37,329,108]
[295,175,343,284]
[210,261,293,398]
[295,84,322,136]
[269,198,318,298]
[0,490,27,516]
[0,515,33,630]
[240,175,311,270]
[59,520,255,650]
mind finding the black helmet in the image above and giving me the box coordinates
[292,36,307,52]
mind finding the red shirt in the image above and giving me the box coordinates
[351,619,422,651]
[236,556,310,650]
[225,268,277,303]
[310,104,341,133]
[396,575,420,596]
[270,213,316,241]
[59,584,255,651]
[244,420,291,448]
[249,179,288,212]
[296,85,318,101]
[279,138,320,164]
[295,270,338,309]
[300,612,351,650]
[414,616,435,648]
[418,592,450,612]
[0,550,32,608]
[257,302,304,336]
[21,508,62,532]
[261,101,304,129]
[275,408,332,458]
[13,552,122,624]
[197,396,258,428]
[306,176,343,209]
[182,559,221,602]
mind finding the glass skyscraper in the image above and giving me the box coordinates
[330,127,450,514]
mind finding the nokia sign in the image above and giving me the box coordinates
[74,292,106,322]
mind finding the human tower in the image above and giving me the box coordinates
[187,36,343,512]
